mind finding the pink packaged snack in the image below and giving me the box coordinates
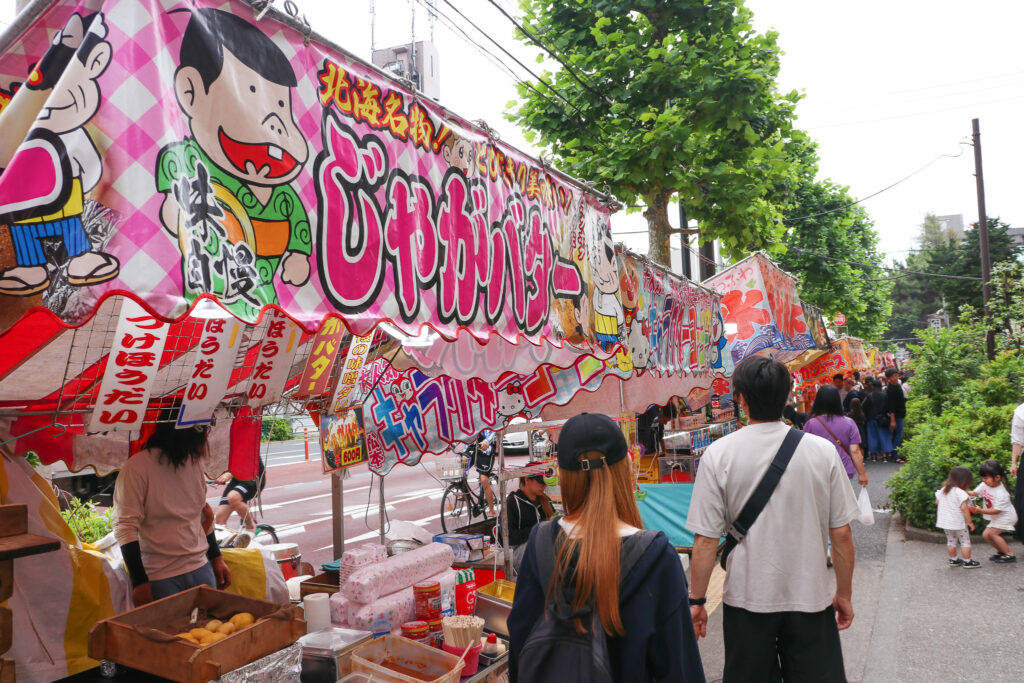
[342,542,454,603]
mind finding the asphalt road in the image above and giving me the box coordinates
[206,437,534,570]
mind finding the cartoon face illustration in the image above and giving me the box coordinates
[619,257,639,311]
[0,12,120,297]
[441,134,473,174]
[591,230,618,295]
[628,319,652,370]
[157,9,312,317]
[390,377,415,403]
[572,290,593,339]
[497,381,526,418]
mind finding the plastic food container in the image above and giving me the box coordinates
[351,634,465,683]
[298,627,373,682]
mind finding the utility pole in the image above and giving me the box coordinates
[972,118,995,359]
[678,202,692,281]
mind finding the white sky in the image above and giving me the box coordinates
[3,0,1021,263]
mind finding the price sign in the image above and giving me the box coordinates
[833,313,847,327]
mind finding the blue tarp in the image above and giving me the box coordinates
[637,483,697,549]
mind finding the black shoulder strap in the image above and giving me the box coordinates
[721,428,803,568]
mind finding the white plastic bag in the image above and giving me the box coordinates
[856,486,874,525]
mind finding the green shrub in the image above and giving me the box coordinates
[60,497,115,544]
[261,416,294,442]
[888,350,1024,529]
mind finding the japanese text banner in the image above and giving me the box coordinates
[0,0,618,357]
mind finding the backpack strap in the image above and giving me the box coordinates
[720,428,803,570]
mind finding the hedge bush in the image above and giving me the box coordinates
[888,350,1024,530]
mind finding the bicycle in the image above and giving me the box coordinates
[214,519,279,548]
[437,455,499,534]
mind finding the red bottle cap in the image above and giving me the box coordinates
[486,632,497,643]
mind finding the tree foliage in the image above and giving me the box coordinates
[886,215,1020,340]
[507,0,804,264]
[773,145,892,340]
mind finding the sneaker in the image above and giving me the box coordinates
[990,554,1004,561]
[994,554,1017,564]
[949,558,963,566]
[962,559,982,568]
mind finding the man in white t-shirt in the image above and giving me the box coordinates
[687,356,859,681]
[1011,402,1024,542]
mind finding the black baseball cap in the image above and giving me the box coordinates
[557,413,627,471]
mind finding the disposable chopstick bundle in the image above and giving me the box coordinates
[441,615,484,649]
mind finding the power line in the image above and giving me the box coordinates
[437,0,579,112]
[410,0,569,124]
[788,246,983,281]
[801,77,1024,116]
[804,93,1024,131]
[783,143,969,224]
[483,0,612,106]
[805,68,1024,108]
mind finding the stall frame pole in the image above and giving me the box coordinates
[498,435,511,579]
[331,470,345,559]
[378,474,387,545]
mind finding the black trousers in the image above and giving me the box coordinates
[722,604,846,682]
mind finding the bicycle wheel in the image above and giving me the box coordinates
[253,523,279,545]
[440,484,474,533]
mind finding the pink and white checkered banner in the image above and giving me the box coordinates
[0,0,621,363]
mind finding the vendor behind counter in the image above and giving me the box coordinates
[501,473,554,571]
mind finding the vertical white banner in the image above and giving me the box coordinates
[247,310,301,407]
[88,300,170,433]
[177,317,243,426]
[330,333,374,413]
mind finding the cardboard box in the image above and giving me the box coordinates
[431,533,485,562]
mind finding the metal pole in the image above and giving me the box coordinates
[410,0,417,91]
[498,433,511,579]
[332,470,345,558]
[370,0,376,53]
[378,474,387,545]
[678,202,691,281]
[972,118,995,359]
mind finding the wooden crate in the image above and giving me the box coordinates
[88,585,305,683]
[299,571,339,600]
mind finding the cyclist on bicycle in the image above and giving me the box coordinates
[467,430,498,517]
[213,457,266,533]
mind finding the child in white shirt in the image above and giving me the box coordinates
[935,466,977,567]
[968,460,1018,563]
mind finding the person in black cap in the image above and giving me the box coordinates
[508,412,705,682]
[502,469,554,571]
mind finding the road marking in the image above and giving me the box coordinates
[275,526,306,539]
[258,485,371,511]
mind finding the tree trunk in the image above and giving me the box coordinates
[643,191,674,266]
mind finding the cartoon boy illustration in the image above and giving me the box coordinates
[0,13,119,296]
[441,133,473,175]
[590,222,624,352]
[156,9,310,317]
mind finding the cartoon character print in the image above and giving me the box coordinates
[390,376,415,404]
[441,133,474,175]
[0,13,120,296]
[156,9,311,319]
[619,256,641,327]
[589,219,623,352]
[496,380,526,423]
[628,317,652,371]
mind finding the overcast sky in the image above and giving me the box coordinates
[3,0,1021,263]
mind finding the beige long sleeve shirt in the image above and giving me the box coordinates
[113,448,209,582]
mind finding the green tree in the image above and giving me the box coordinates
[508,0,804,264]
[774,145,891,339]
[944,218,1021,317]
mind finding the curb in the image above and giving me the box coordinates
[903,517,994,545]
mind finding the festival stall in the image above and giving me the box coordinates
[792,337,873,409]
[0,0,670,679]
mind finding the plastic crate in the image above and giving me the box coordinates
[351,634,465,683]
[434,457,465,482]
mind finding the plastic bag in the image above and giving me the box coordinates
[857,486,874,525]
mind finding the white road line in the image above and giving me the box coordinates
[258,485,371,511]
[275,526,307,539]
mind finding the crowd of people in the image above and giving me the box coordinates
[787,368,910,464]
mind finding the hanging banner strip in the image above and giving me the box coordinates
[177,316,243,426]
[0,0,622,358]
[247,310,301,406]
[295,317,345,399]
[87,300,169,432]
[330,332,374,413]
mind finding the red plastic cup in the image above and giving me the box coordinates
[443,641,483,676]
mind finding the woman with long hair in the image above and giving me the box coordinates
[803,385,868,488]
[508,413,704,682]
[114,412,231,606]
[862,378,893,461]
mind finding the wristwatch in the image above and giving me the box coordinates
[688,596,707,606]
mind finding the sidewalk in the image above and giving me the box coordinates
[686,460,1024,681]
